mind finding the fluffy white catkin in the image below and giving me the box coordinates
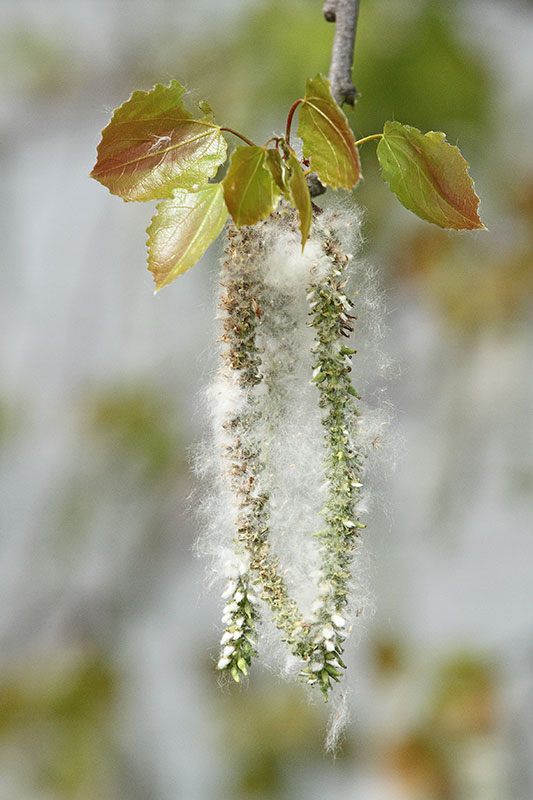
[196,204,388,706]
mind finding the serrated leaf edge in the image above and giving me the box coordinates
[147,184,228,291]
[90,79,227,202]
[378,122,485,230]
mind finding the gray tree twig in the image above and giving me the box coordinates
[325,0,360,106]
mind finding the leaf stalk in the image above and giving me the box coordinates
[354,133,383,147]
[285,99,303,147]
[220,127,256,147]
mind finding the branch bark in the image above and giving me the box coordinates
[325,0,360,106]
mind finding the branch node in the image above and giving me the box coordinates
[323,0,338,22]
[307,173,327,198]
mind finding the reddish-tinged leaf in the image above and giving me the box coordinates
[222,146,281,227]
[91,80,227,202]
[297,75,361,191]
[377,121,485,230]
[286,150,312,249]
[147,184,228,290]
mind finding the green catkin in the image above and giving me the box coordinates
[301,227,365,700]
[216,224,301,679]
[216,214,365,700]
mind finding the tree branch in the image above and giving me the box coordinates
[326,0,360,106]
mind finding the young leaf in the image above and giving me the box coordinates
[377,121,485,230]
[265,149,288,195]
[91,80,227,202]
[297,75,361,191]
[222,146,281,227]
[147,184,228,290]
[286,150,312,249]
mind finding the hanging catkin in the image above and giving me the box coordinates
[200,207,375,700]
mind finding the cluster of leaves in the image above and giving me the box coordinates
[91,75,484,291]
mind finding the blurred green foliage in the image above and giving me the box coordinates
[0,651,117,798]
[392,178,533,335]
[214,683,352,797]
[373,645,501,798]
[52,384,188,555]
[87,385,186,480]
[384,732,451,800]
[431,653,497,736]
[0,29,69,96]
[355,0,489,142]
[370,635,405,677]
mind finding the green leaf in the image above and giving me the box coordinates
[265,149,288,195]
[377,121,485,230]
[222,146,281,227]
[286,149,312,248]
[90,80,227,202]
[297,75,361,191]
[147,184,228,290]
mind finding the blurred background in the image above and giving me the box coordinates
[1,0,532,797]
